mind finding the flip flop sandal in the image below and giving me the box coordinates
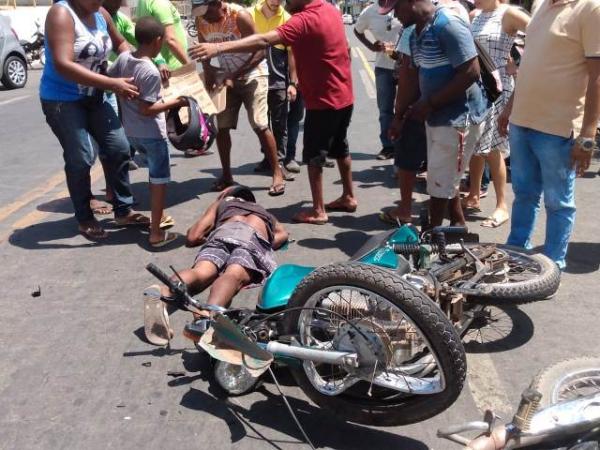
[461,199,482,212]
[115,212,150,227]
[292,212,328,225]
[325,201,357,213]
[481,215,509,228]
[210,179,235,192]
[143,285,173,346]
[90,199,113,215]
[159,216,175,229]
[150,231,179,248]
[379,211,411,226]
[79,225,108,240]
[268,183,286,197]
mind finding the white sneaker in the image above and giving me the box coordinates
[143,285,172,346]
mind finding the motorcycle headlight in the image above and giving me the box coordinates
[214,360,258,395]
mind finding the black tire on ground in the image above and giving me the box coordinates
[530,356,600,409]
[283,262,467,426]
[1,55,27,89]
[468,245,561,304]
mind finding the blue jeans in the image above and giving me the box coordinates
[286,91,304,163]
[128,137,171,184]
[375,67,397,150]
[507,124,576,269]
[41,97,134,223]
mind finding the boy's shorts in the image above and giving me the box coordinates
[303,104,353,166]
[394,119,427,172]
[128,137,171,184]
[425,123,483,199]
[217,76,269,131]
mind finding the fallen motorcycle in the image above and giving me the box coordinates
[438,356,600,449]
[146,225,560,427]
[20,20,45,67]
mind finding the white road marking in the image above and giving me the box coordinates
[359,70,376,99]
[467,353,513,417]
[0,95,31,106]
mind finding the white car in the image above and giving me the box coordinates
[342,13,354,25]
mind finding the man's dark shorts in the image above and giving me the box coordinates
[194,222,276,284]
[394,119,427,172]
[303,104,353,167]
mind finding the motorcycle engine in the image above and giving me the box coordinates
[320,290,425,370]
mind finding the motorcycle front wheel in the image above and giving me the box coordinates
[466,245,561,304]
[283,262,466,426]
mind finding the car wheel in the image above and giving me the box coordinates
[1,55,28,89]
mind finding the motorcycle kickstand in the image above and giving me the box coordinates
[268,367,316,450]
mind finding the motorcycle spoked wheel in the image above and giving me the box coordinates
[531,357,600,406]
[527,357,600,447]
[283,262,467,426]
[465,245,561,304]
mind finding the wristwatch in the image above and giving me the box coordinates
[289,81,298,88]
[576,136,597,152]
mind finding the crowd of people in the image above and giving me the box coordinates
[39,0,599,274]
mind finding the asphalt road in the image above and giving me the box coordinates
[0,29,599,450]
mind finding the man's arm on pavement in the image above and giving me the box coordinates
[271,219,289,250]
[186,200,219,247]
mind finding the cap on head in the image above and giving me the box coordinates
[378,0,398,14]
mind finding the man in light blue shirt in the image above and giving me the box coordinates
[385,0,489,227]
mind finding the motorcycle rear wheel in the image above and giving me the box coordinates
[283,262,467,426]
[466,245,560,304]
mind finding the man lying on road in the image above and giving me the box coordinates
[143,186,289,345]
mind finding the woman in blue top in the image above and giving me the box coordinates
[41,0,149,240]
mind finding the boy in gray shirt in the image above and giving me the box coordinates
[108,16,186,248]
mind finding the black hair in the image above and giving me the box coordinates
[226,185,256,203]
[135,16,165,45]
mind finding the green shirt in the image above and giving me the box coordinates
[110,11,167,67]
[135,0,187,70]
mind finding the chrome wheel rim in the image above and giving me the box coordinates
[7,59,26,85]
[553,369,600,403]
[297,285,445,397]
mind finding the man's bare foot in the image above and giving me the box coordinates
[292,209,328,225]
[481,208,510,228]
[379,207,411,225]
[325,196,358,213]
[79,220,108,240]
[90,198,112,215]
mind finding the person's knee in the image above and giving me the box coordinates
[222,265,251,288]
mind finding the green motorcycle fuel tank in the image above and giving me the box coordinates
[257,225,420,311]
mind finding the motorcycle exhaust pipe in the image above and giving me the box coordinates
[264,342,358,366]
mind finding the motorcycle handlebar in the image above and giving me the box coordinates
[146,263,176,289]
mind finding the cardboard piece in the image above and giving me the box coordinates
[161,63,226,122]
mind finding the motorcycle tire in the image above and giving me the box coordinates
[530,357,600,408]
[527,357,600,448]
[466,245,560,304]
[283,262,467,426]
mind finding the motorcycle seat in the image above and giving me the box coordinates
[257,264,315,311]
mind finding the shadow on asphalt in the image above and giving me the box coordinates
[178,382,428,450]
[298,230,371,256]
[463,306,535,353]
[8,216,185,251]
[564,242,600,274]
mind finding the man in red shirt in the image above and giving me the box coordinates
[189,0,357,225]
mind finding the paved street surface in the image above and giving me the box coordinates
[1,29,599,450]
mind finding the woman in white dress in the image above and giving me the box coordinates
[462,0,529,227]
